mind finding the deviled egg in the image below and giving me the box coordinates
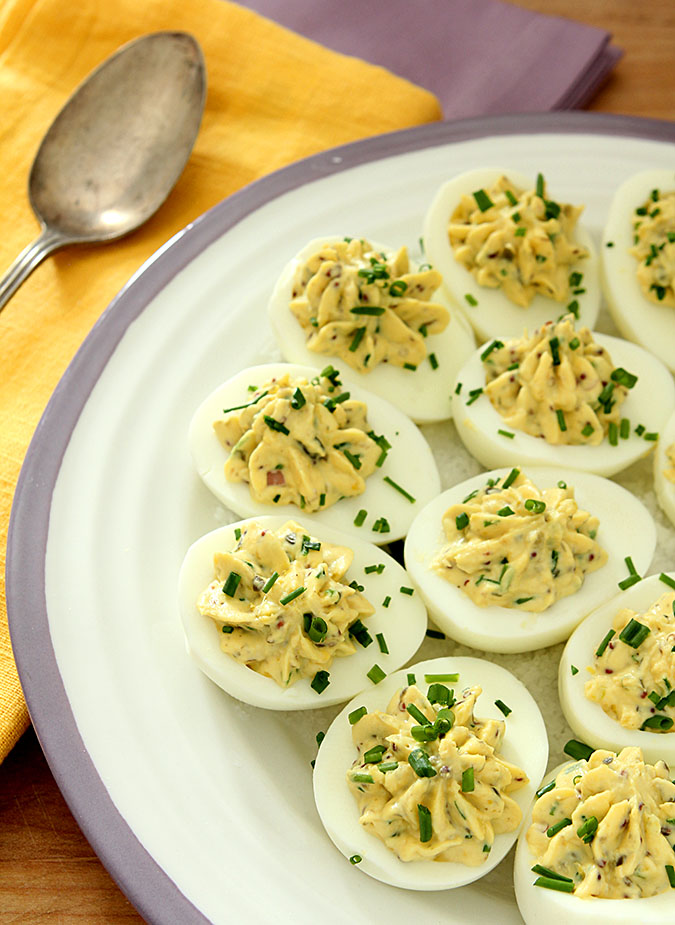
[313,656,548,889]
[403,467,656,653]
[178,516,427,710]
[654,408,675,528]
[267,235,475,423]
[188,362,441,543]
[423,167,600,341]
[514,749,675,924]
[601,168,675,373]
[451,316,675,477]
[560,571,675,765]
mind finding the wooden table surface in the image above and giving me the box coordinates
[1,3,673,923]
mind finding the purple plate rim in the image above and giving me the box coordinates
[6,111,675,924]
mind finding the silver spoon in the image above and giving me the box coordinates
[0,31,206,313]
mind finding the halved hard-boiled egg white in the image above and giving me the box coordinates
[188,362,440,543]
[423,167,600,342]
[559,571,675,766]
[178,516,427,710]
[654,409,675,528]
[452,332,675,477]
[403,467,656,653]
[601,168,675,374]
[514,757,675,925]
[313,656,548,890]
[267,235,475,423]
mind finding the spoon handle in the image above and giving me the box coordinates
[0,228,67,314]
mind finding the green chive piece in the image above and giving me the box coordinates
[354,509,367,527]
[619,618,650,648]
[427,683,452,706]
[531,865,573,883]
[595,629,615,657]
[455,512,470,530]
[473,188,494,211]
[515,596,534,605]
[221,625,234,634]
[263,415,290,435]
[222,572,241,597]
[503,467,520,489]
[280,587,305,605]
[577,815,598,844]
[498,429,515,439]
[425,629,445,640]
[514,227,526,237]
[307,616,328,643]
[464,293,478,306]
[465,387,483,405]
[641,715,674,731]
[505,189,518,206]
[379,761,398,773]
[407,672,416,685]
[400,586,414,596]
[382,595,391,608]
[533,876,574,893]
[497,506,515,517]
[349,854,362,865]
[564,739,594,761]
[383,475,416,503]
[659,573,675,590]
[234,527,242,541]
[424,673,459,682]
[350,305,386,316]
[546,817,572,838]
[611,367,638,389]
[620,418,630,439]
[536,780,555,799]
[618,574,642,590]
[261,571,279,593]
[376,633,389,655]
[571,665,579,675]
[403,362,417,371]
[407,703,432,725]
[291,387,306,409]
[461,768,475,792]
[665,865,675,888]
[569,337,580,350]
[367,664,386,684]
[567,299,580,318]
[223,389,269,414]
[417,803,432,842]
[342,448,361,470]
[389,279,408,297]
[524,499,546,514]
[364,563,384,574]
[495,699,512,717]
[480,339,504,361]
[429,352,439,370]
[644,431,658,441]
[556,409,567,432]
[311,670,330,694]
[351,772,373,783]
[549,337,561,366]
[535,173,545,197]
[608,421,618,446]
[363,744,387,764]
[408,748,437,778]
[349,706,367,725]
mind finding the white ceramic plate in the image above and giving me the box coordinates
[7,113,675,925]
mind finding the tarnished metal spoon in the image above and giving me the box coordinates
[0,31,206,313]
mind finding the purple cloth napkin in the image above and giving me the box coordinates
[237,0,622,118]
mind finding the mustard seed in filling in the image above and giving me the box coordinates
[629,188,675,307]
[197,519,375,687]
[483,315,634,445]
[289,238,449,372]
[214,368,382,511]
[527,747,675,898]
[584,591,675,732]
[448,174,589,307]
[432,470,607,613]
[347,684,527,862]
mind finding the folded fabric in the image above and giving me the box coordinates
[0,0,442,763]
[239,0,623,117]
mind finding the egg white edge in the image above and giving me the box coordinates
[187,361,441,544]
[177,515,428,710]
[513,758,675,925]
[402,466,656,654]
[451,331,675,477]
[266,235,476,423]
[654,408,675,528]
[313,655,549,890]
[422,166,601,343]
[601,168,675,374]
[559,571,675,766]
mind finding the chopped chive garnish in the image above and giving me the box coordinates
[456,512,470,530]
[280,587,305,605]
[349,854,362,865]
[426,629,446,640]
[407,703,432,725]
[348,326,366,352]
[606,240,614,247]
[382,595,391,608]
[223,389,269,414]
[515,596,533,605]
[263,415,290,435]
[641,715,674,731]
[307,616,328,643]
[424,673,459,682]
[536,780,555,798]
[364,563,385,574]
[429,352,439,370]
[363,744,387,763]
[455,381,463,394]
[619,618,650,648]
[383,475,416,503]
[569,337,580,350]
[480,339,504,361]
[222,571,241,597]
[564,739,594,761]
[403,362,417,371]
[497,506,515,517]
[389,279,408,297]
[495,699,512,716]
[350,305,385,315]
[618,575,642,590]
[291,387,306,409]
[379,761,398,773]
[620,418,630,439]
[644,431,658,441]
[577,816,598,844]
[221,625,234,634]
[367,664,386,684]
[514,226,526,237]
[407,672,416,685]
[498,428,515,439]
[473,188,494,211]
[659,573,675,590]
[608,421,618,446]
[351,772,373,783]
[427,683,452,706]
[311,670,330,694]
[342,448,362,469]
[464,293,478,306]
[503,467,520,489]
[400,586,414,596]
[595,628,615,657]
[466,387,483,405]
[349,706,367,725]
[546,817,572,838]
[417,803,432,842]
[535,173,545,197]
[354,509,367,527]
[532,865,573,883]
[461,767,475,792]
[505,189,518,206]
[408,748,437,778]
[261,571,279,593]
[666,865,675,888]
[567,299,579,318]
[571,665,579,675]
[635,423,646,436]
[349,579,365,592]
[611,367,638,389]
[556,409,567,432]
[533,876,574,893]
[372,517,391,534]
[376,633,389,654]
[524,499,546,514]
[549,337,561,366]
[234,527,242,541]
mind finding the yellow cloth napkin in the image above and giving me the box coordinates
[0,0,441,762]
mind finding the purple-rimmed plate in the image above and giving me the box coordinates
[7,113,675,924]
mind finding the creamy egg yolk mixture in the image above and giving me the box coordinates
[527,747,675,898]
[289,238,449,373]
[347,683,527,863]
[432,470,606,613]
[584,590,675,733]
[483,315,632,445]
[665,443,675,484]
[197,519,374,687]
[447,174,588,308]
[215,369,384,512]
[629,188,675,307]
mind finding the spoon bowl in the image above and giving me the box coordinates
[0,31,206,311]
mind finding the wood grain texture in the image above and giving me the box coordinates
[2,2,673,923]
